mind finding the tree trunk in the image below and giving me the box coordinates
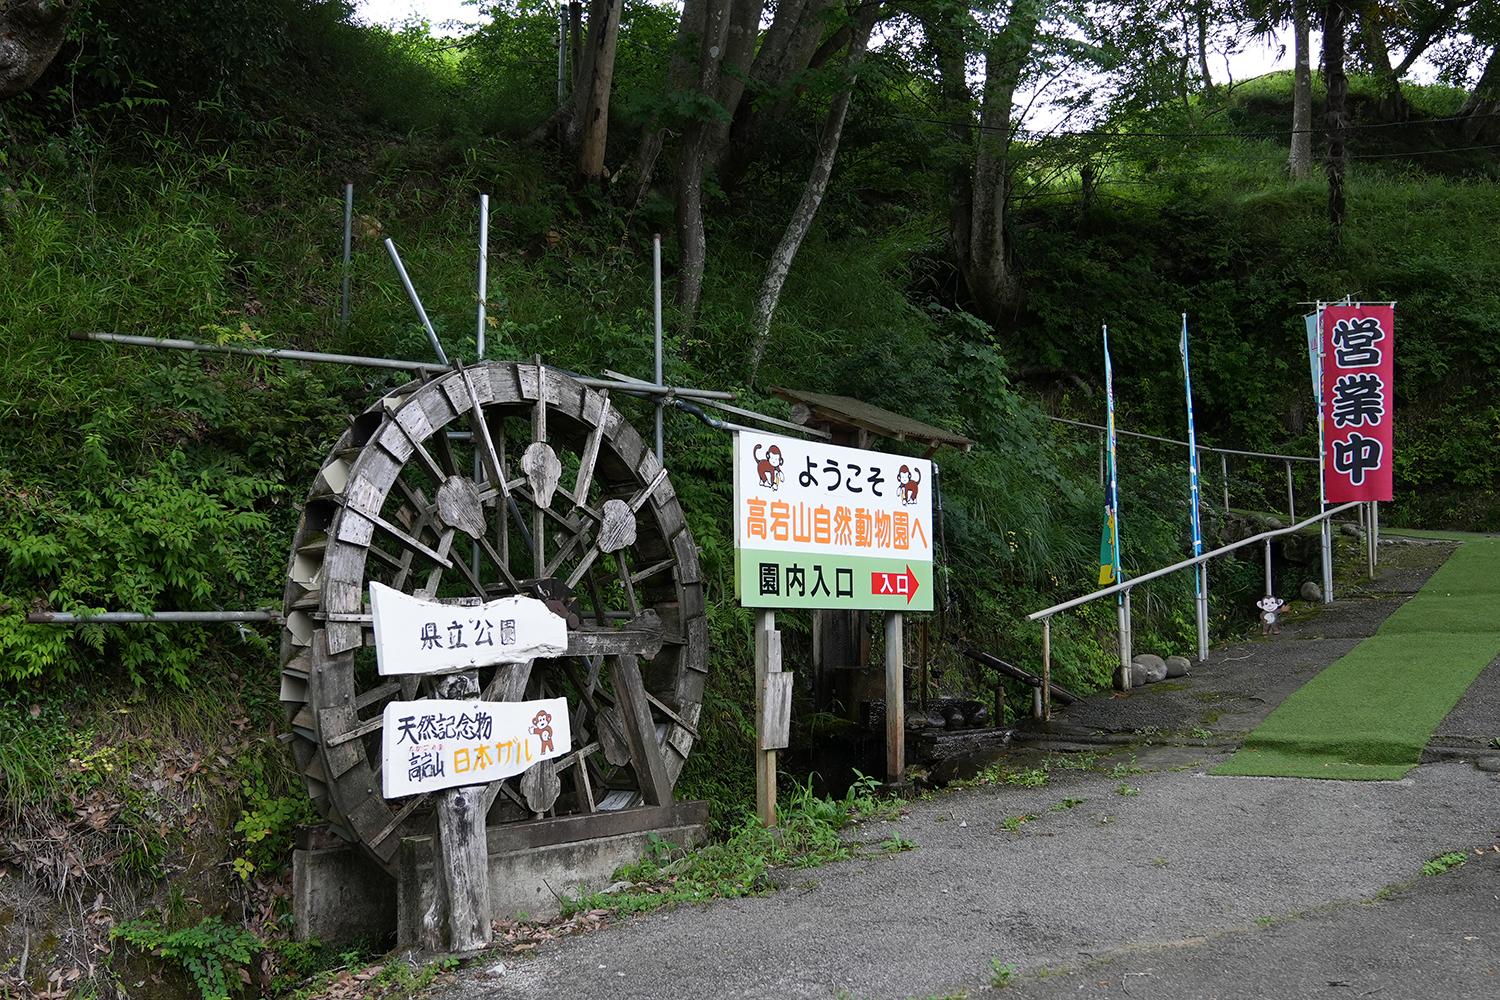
[963,0,1042,328]
[1460,45,1500,143]
[745,5,878,385]
[0,0,77,101]
[576,0,622,184]
[1288,0,1313,179]
[1357,9,1408,121]
[671,0,735,333]
[1323,1,1350,246]
[922,4,973,286]
[712,0,840,192]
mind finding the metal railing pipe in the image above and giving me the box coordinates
[67,333,738,400]
[28,610,281,624]
[1026,500,1362,623]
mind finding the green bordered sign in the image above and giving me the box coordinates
[733,431,933,611]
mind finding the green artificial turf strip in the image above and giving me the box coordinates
[1213,539,1500,780]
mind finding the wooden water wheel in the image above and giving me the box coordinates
[277,360,708,874]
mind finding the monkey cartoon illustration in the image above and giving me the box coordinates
[753,443,785,490]
[896,465,922,505]
[529,710,555,753]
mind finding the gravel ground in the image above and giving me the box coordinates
[431,539,1500,1000]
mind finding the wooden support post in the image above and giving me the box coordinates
[754,610,781,826]
[424,670,491,954]
[885,611,904,785]
[610,653,673,806]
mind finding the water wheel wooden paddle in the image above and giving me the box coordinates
[277,360,708,874]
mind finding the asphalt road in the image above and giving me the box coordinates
[437,539,1500,1000]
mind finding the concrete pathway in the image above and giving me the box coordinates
[438,539,1500,1000]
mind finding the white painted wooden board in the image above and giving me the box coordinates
[369,582,567,675]
[380,696,571,798]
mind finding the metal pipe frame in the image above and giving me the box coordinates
[28,610,281,624]
[67,333,737,400]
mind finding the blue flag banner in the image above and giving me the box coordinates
[1100,325,1121,587]
[1179,315,1202,563]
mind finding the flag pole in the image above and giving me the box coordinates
[1181,315,1208,661]
[1103,325,1129,689]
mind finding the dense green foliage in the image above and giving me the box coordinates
[3,2,1500,817]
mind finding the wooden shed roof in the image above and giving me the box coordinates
[771,387,975,454]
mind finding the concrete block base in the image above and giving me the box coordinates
[396,802,710,948]
[292,838,398,946]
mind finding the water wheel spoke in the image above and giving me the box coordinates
[568,393,608,507]
[629,558,675,585]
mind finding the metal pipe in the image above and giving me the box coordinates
[340,183,353,330]
[1221,452,1230,511]
[1196,563,1210,661]
[1264,536,1273,596]
[383,239,449,365]
[1285,459,1295,521]
[1027,500,1362,622]
[477,194,489,359]
[1041,616,1052,720]
[29,610,280,624]
[1367,501,1376,578]
[1321,515,1335,604]
[471,194,489,578]
[1121,590,1133,686]
[654,233,663,464]
[1372,500,1380,566]
[67,333,737,399]
[1047,416,1319,463]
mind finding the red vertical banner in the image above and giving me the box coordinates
[1322,304,1395,501]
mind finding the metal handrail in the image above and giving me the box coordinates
[1022,499,1365,720]
[1027,500,1362,622]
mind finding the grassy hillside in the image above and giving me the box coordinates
[2,8,1499,995]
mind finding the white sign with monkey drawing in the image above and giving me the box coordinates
[732,431,934,611]
[379,696,572,799]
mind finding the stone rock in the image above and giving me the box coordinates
[1340,522,1364,538]
[1132,653,1168,684]
[1264,516,1284,530]
[1475,757,1500,774]
[1164,655,1191,678]
[1300,580,1322,602]
[1128,662,1148,687]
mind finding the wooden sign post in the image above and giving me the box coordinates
[755,610,791,826]
[733,431,934,816]
[371,587,572,953]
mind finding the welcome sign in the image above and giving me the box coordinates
[732,431,934,611]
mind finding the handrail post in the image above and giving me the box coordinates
[1041,617,1052,720]
[1116,591,1133,689]
[1264,536,1273,597]
[1196,563,1210,661]
[1221,452,1230,512]
[1371,500,1380,567]
[1285,459,1295,521]
[1321,513,1335,603]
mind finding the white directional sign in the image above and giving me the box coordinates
[380,696,572,798]
[368,582,568,676]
